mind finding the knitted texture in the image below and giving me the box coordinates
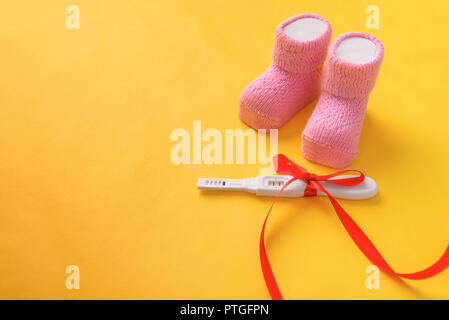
[238,13,332,129]
[301,31,384,168]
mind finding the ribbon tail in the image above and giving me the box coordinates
[260,209,283,300]
[395,245,449,280]
[259,178,298,300]
[317,183,449,280]
[325,193,395,274]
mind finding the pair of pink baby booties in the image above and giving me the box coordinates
[238,13,384,168]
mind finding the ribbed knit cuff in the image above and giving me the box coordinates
[322,32,384,98]
[272,13,332,74]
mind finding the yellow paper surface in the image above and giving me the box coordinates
[1,0,449,299]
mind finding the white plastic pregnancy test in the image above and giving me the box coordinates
[197,175,377,200]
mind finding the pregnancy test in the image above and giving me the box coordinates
[197,175,377,200]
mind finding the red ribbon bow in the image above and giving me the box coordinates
[260,154,449,300]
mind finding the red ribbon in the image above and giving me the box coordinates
[260,154,449,300]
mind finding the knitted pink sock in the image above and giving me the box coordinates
[301,32,384,168]
[238,13,332,129]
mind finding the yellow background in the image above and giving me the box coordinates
[0,0,448,299]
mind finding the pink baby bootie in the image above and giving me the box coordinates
[301,32,384,168]
[239,13,332,129]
